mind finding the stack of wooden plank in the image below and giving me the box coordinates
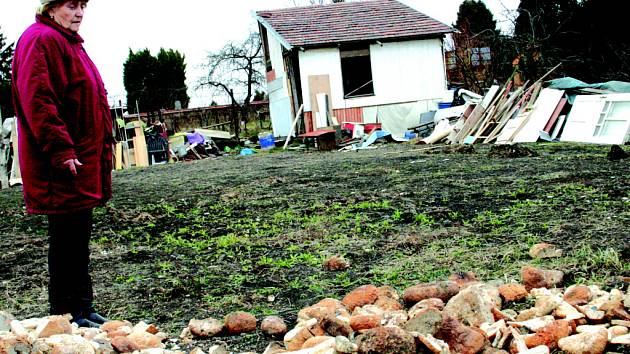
[451,65,568,145]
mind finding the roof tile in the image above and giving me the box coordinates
[256,0,454,48]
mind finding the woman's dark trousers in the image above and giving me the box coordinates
[47,208,94,317]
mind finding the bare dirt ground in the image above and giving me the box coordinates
[1,143,629,352]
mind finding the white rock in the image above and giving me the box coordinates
[415,333,450,354]
[520,345,550,354]
[576,325,609,333]
[533,295,564,316]
[44,334,96,354]
[608,325,629,339]
[207,343,229,354]
[558,330,608,354]
[334,335,357,353]
[190,347,208,354]
[381,310,408,327]
[610,289,624,302]
[508,316,556,332]
[610,333,630,344]
[554,301,585,321]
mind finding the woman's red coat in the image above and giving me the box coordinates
[12,16,113,214]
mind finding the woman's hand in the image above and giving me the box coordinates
[62,159,83,176]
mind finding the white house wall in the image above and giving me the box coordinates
[298,48,344,112]
[298,38,447,112]
[266,34,293,137]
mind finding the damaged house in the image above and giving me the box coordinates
[255,0,454,138]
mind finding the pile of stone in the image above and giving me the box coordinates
[0,313,179,354]
[250,265,629,354]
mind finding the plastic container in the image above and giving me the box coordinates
[404,131,417,139]
[437,102,452,109]
[258,133,275,149]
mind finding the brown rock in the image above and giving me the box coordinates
[188,318,224,338]
[127,331,164,350]
[443,283,502,328]
[377,286,400,300]
[521,266,564,291]
[101,320,133,333]
[492,308,516,322]
[600,300,630,321]
[374,296,404,311]
[558,330,608,354]
[284,323,316,351]
[374,286,403,311]
[342,285,379,311]
[499,284,529,302]
[298,298,349,322]
[448,272,478,287]
[524,320,572,350]
[409,298,446,319]
[35,316,73,338]
[322,255,350,271]
[403,308,442,335]
[529,243,563,259]
[111,336,140,353]
[0,334,30,354]
[350,314,382,331]
[321,314,352,337]
[564,285,593,306]
[261,316,288,337]
[403,281,460,306]
[224,312,257,335]
[436,314,486,354]
[302,336,333,349]
[356,326,416,354]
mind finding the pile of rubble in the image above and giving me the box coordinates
[250,269,629,354]
[0,314,174,353]
[1,244,629,354]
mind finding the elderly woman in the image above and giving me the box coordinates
[11,0,112,328]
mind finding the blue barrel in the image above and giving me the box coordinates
[259,133,275,149]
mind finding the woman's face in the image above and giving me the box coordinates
[49,1,87,32]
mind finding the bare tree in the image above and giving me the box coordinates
[199,32,264,141]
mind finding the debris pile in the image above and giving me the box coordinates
[421,71,630,146]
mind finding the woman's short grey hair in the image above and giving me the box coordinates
[36,1,61,16]
[36,0,89,16]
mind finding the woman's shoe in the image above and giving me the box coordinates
[85,311,108,325]
[73,316,100,328]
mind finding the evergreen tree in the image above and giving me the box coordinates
[156,49,189,110]
[0,27,14,119]
[123,48,189,114]
[455,0,497,39]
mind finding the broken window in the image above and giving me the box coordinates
[593,101,630,137]
[340,45,374,98]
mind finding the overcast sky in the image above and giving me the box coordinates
[1,0,519,108]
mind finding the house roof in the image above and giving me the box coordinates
[255,0,454,49]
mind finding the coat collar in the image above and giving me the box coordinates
[36,14,85,44]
